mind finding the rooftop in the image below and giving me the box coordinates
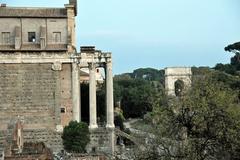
[0,0,77,18]
[0,7,67,18]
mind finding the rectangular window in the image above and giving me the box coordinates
[2,32,10,44]
[53,32,61,43]
[60,108,66,113]
[28,32,36,42]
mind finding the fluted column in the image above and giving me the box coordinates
[89,63,98,129]
[106,60,115,128]
[72,62,80,122]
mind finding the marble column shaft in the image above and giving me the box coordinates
[106,61,115,128]
[89,63,98,129]
[72,63,81,122]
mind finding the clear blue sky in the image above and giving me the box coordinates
[3,0,240,74]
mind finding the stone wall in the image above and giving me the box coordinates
[0,130,6,160]
[0,18,67,45]
[64,154,107,160]
[23,129,63,153]
[0,63,73,130]
[60,63,73,127]
[87,128,115,156]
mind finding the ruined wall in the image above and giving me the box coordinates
[23,129,63,153]
[0,63,72,130]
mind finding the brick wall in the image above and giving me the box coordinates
[0,63,73,130]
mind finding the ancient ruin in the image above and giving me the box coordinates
[0,0,115,157]
[165,67,192,96]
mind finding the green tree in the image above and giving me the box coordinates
[214,63,236,75]
[224,41,240,53]
[150,72,240,160]
[214,42,240,75]
[114,78,159,118]
[132,68,165,82]
[62,121,90,153]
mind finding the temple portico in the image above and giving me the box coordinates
[0,0,115,156]
[71,46,115,129]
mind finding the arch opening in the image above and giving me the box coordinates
[174,79,184,97]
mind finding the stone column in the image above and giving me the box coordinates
[106,61,115,128]
[72,62,80,122]
[89,63,98,129]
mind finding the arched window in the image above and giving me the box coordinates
[174,79,184,97]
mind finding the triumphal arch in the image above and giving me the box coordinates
[165,67,192,96]
[0,0,115,155]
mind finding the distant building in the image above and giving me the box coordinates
[80,68,104,84]
[165,67,192,96]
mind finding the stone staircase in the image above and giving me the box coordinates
[115,128,145,149]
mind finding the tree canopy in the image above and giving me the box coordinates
[113,68,165,119]
[114,78,161,118]
[214,42,240,75]
[148,71,240,160]
[225,42,240,52]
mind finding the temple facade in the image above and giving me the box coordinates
[0,0,115,156]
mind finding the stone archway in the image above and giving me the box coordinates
[174,79,185,97]
[165,67,192,96]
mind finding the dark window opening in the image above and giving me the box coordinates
[60,108,66,113]
[28,32,36,42]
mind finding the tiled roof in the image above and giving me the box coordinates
[0,7,67,18]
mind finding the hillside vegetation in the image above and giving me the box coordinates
[113,42,240,160]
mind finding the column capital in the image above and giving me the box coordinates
[52,61,62,71]
[72,62,79,71]
[105,57,112,64]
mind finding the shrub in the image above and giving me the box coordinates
[62,121,90,153]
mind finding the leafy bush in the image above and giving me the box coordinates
[62,121,90,153]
